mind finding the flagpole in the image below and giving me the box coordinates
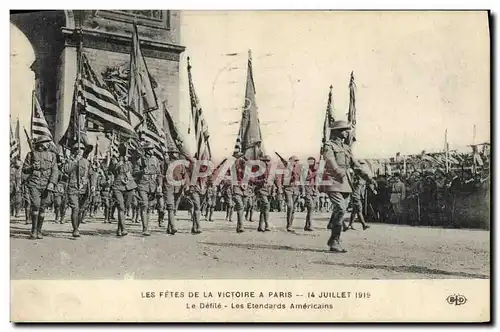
[31,90,35,138]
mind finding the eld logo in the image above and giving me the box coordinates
[446,294,467,306]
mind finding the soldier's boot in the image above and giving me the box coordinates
[25,207,30,225]
[304,207,313,231]
[208,207,214,222]
[236,210,245,233]
[103,206,108,223]
[257,212,264,232]
[328,225,347,253]
[228,207,234,222]
[158,210,165,228]
[248,208,253,222]
[286,208,294,232]
[54,206,60,223]
[167,210,177,235]
[71,208,80,237]
[14,204,19,218]
[195,211,202,234]
[141,209,150,236]
[36,214,45,239]
[59,206,66,224]
[117,211,128,237]
[30,212,38,239]
[264,210,271,231]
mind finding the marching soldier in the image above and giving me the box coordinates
[101,172,113,223]
[133,141,162,236]
[108,143,137,237]
[10,159,22,218]
[185,155,205,234]
[53,154,68,224]
[222,177,234,222]
[283,155,301,232]
[244,182,255,222]
[204,177,217,222]
[158,152,179,235]
[64,142,96,237]
[301,156,318,231]
[22,136,58,239]
[322,120,376,253]
[344,164,374,231]
[231,153,247,233]
[255,154,273,232]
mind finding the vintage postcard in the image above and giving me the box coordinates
[9,10,490,322]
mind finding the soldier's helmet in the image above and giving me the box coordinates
[288,155,299,162]
[330,120,351,131]
[141,141,155,150]
[33,136,52,146]
[261,155,271,162]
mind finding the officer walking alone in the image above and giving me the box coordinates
[322,120,376,252]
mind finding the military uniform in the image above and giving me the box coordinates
[158,155,180,234]
[389,175,406,224]
[301,159,317,231]
[22,137,59,239]
[282,156,301,232]
[101,173,113,223]
[185,159,206,234]
[222,179,234,221]
[255,155,273,232]
[133,143,162,236]
[231,156,247,232]
[322,120,374,252]
[108,152,137,237]
[64,145,97,237]
[53,160,68,224]
[244,182,255,221]
[204,180,217,222]
[10,164,22,218]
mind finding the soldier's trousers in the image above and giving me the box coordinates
[245,196,254,221]
[138,189,157,232]
[326,192,350,247]
[28,186,52,237]
[257,195,270,230]
[10,190,22,217]
[158,186,177,232]
[304,194,315,229]
[284,189,299,229]
[112,189,134,234]
[187,192,201,233]
[53,194,67,223]
[67,192,90,232]
[232,194,246,231]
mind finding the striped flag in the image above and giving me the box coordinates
[32,91,54,143]
[187,57,211,161]
[60,50,137,149]
[321,85,334,154]
[162,101,187,156]
[138,112,166,161]
[347,71,357,147]
[10,120,20,164]
[127,24,158,123]
[233,50,264,160]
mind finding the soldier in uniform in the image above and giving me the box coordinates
[344,166,373,231]
[133,142,162,236]
[222,177,234,221]
[389,172,406,224]
[244,182,255,222]
[185,155,205,234]
[322,120,376,252]
[301,156,318,231]
[255,154,273,232]
[283,155,301,232]
[101,171,113,223]
[231,153,247,233]
[22,136,59,239]
[10,159,22,218]
[53,154,68,224]
[64,142,96,237]
[204,177,217,222]
[158,152,179,234]
[108,143,137,237]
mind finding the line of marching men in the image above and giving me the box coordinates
[10,120,380,252]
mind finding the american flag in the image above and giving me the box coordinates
[347,71,357,147]
[10,121,20,163]
[187,57,211,161]
[60,51,137,149]
[32,92,54,144]
[138,112,166,161]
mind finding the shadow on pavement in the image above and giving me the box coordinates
[199,241,329,254]
[312,260,490,279]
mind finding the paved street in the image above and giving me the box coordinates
[10,211,490,280]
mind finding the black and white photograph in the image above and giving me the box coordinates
[9,10,491,322]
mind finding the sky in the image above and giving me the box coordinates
[10,11,490,161]
[177,11,490,160]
